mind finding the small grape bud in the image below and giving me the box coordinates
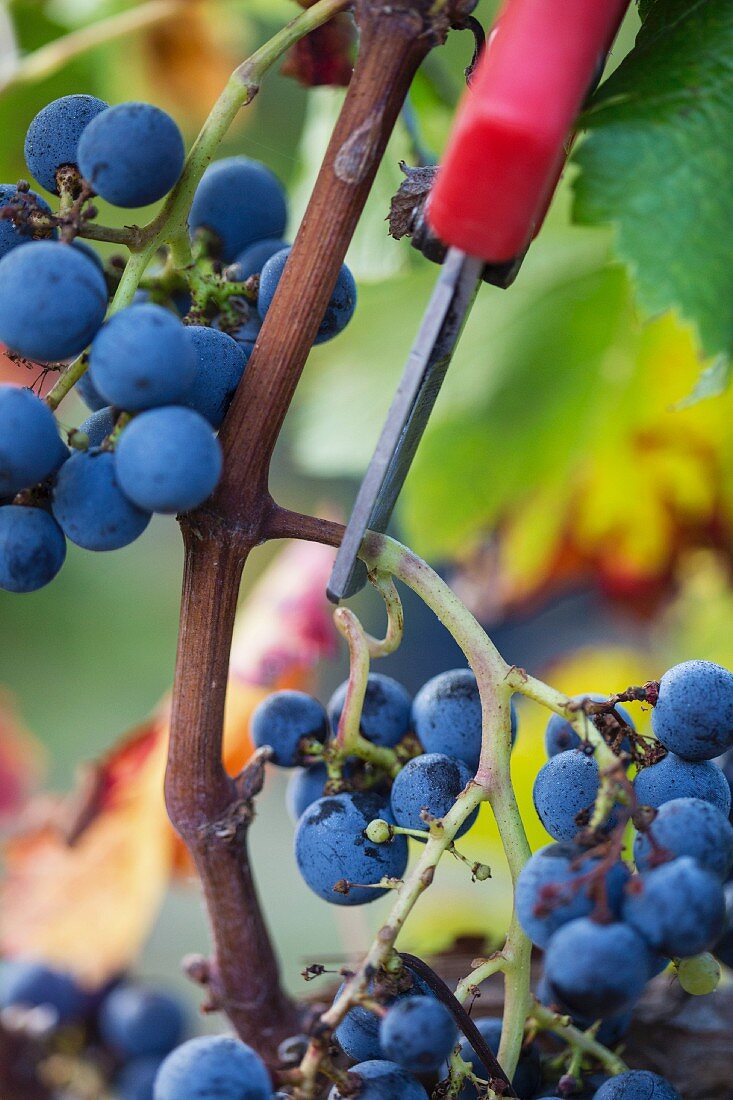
[472,862,491,881]
[366,818,393,844]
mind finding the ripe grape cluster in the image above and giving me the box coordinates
[0,93,357,594]
[249,659,733,1097]
[0,958,188,1099]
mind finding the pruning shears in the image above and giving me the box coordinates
[327,0,631,603]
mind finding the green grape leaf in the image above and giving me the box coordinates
[572,0,733,394]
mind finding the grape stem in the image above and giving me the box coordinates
[529,1000,627,1076]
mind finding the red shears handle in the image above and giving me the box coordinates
[427,0,630,263]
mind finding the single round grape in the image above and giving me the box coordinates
[0,184,55,258]
[379,996,457,1072]
[633,753,731,816]
[516,843,630,948]
[0,959,87,1022]
[78,102,184,208]
[0,241,107,361]
[233,237,288,280]
[721,750,733,823]
[189,157,287,262]
[545,694,634,757]
[676,952,721,995]
[0,385,68,495]
[99,984,185,1058]
[183,326,247,428]
[623,856,725,957]
[258,247,356,344]
[533,750,617,841]
[411,669,520,772]
[633,797,733,879]
[114,407,222,515]
[333,972,430,1063]
[52,449,150,550]
[652,660,733,761]
[327,1060,427,1100]
[75,369,107,410]
[294,791,408,906]
[457,1016,541,1100]
[153,1035,271,1100]
[116,1056,164,1100]
[24,94,108,194]
[327,673,412,748]
[389,752,478,839]
[78,406,116,448]
[0,505,66,592]
[251,690,328,766]
[544,918,653,1017]
[90,304,196,411]
[593,1071,681,1099]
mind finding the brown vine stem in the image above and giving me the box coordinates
[164,0,460,1063]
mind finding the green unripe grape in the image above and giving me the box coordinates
[676,952,721,995]
[366,818,393,844]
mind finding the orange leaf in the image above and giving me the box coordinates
[0,691,42,825]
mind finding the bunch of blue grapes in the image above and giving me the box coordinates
[0,957,189,1099]
[0,94,357,595]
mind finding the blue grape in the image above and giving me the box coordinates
[457,1017,541,1100]
[0,959,87,1022]
[233,237,288,280]
[0,385,67,495]
[189,157,287,262]
[536,975,632,1046]
[379,996,457,1072]
[389,753,478,839]
[153,1035,271,1100]
[593,1071,681,1099]
[545,694,634,757]
[722,750,733,824]
[231,312,261,354]
[99,984,185,1058]
[327,1060,427,1100]
[183,326,247,428]
[0,505,66,592]
[286,764,328,823]
[52,449,150,550]
[72,238,104,271]
[652,660,733,761]
[75,369,107,410]
[634,797,733,879]
[334,973,429,1063]
[294,791,408,905]
[251,690,328,766]
[516,843,630,948]
[328,673,411,748]
[533,750,618,841]
[633,753,731,815]
[116,1057,164,1100]
[714,881,733,967]
[544,918,653,1016]
[78,103,184,208]
[411,669,515,772]
[623,856,725,957]
[24,94,108,194]
[258,247,356,344]
[78,406,116,447]
[0,241,107,361]
[0,184,55,258]
[114,407,222,514]
[90,304,196,411]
